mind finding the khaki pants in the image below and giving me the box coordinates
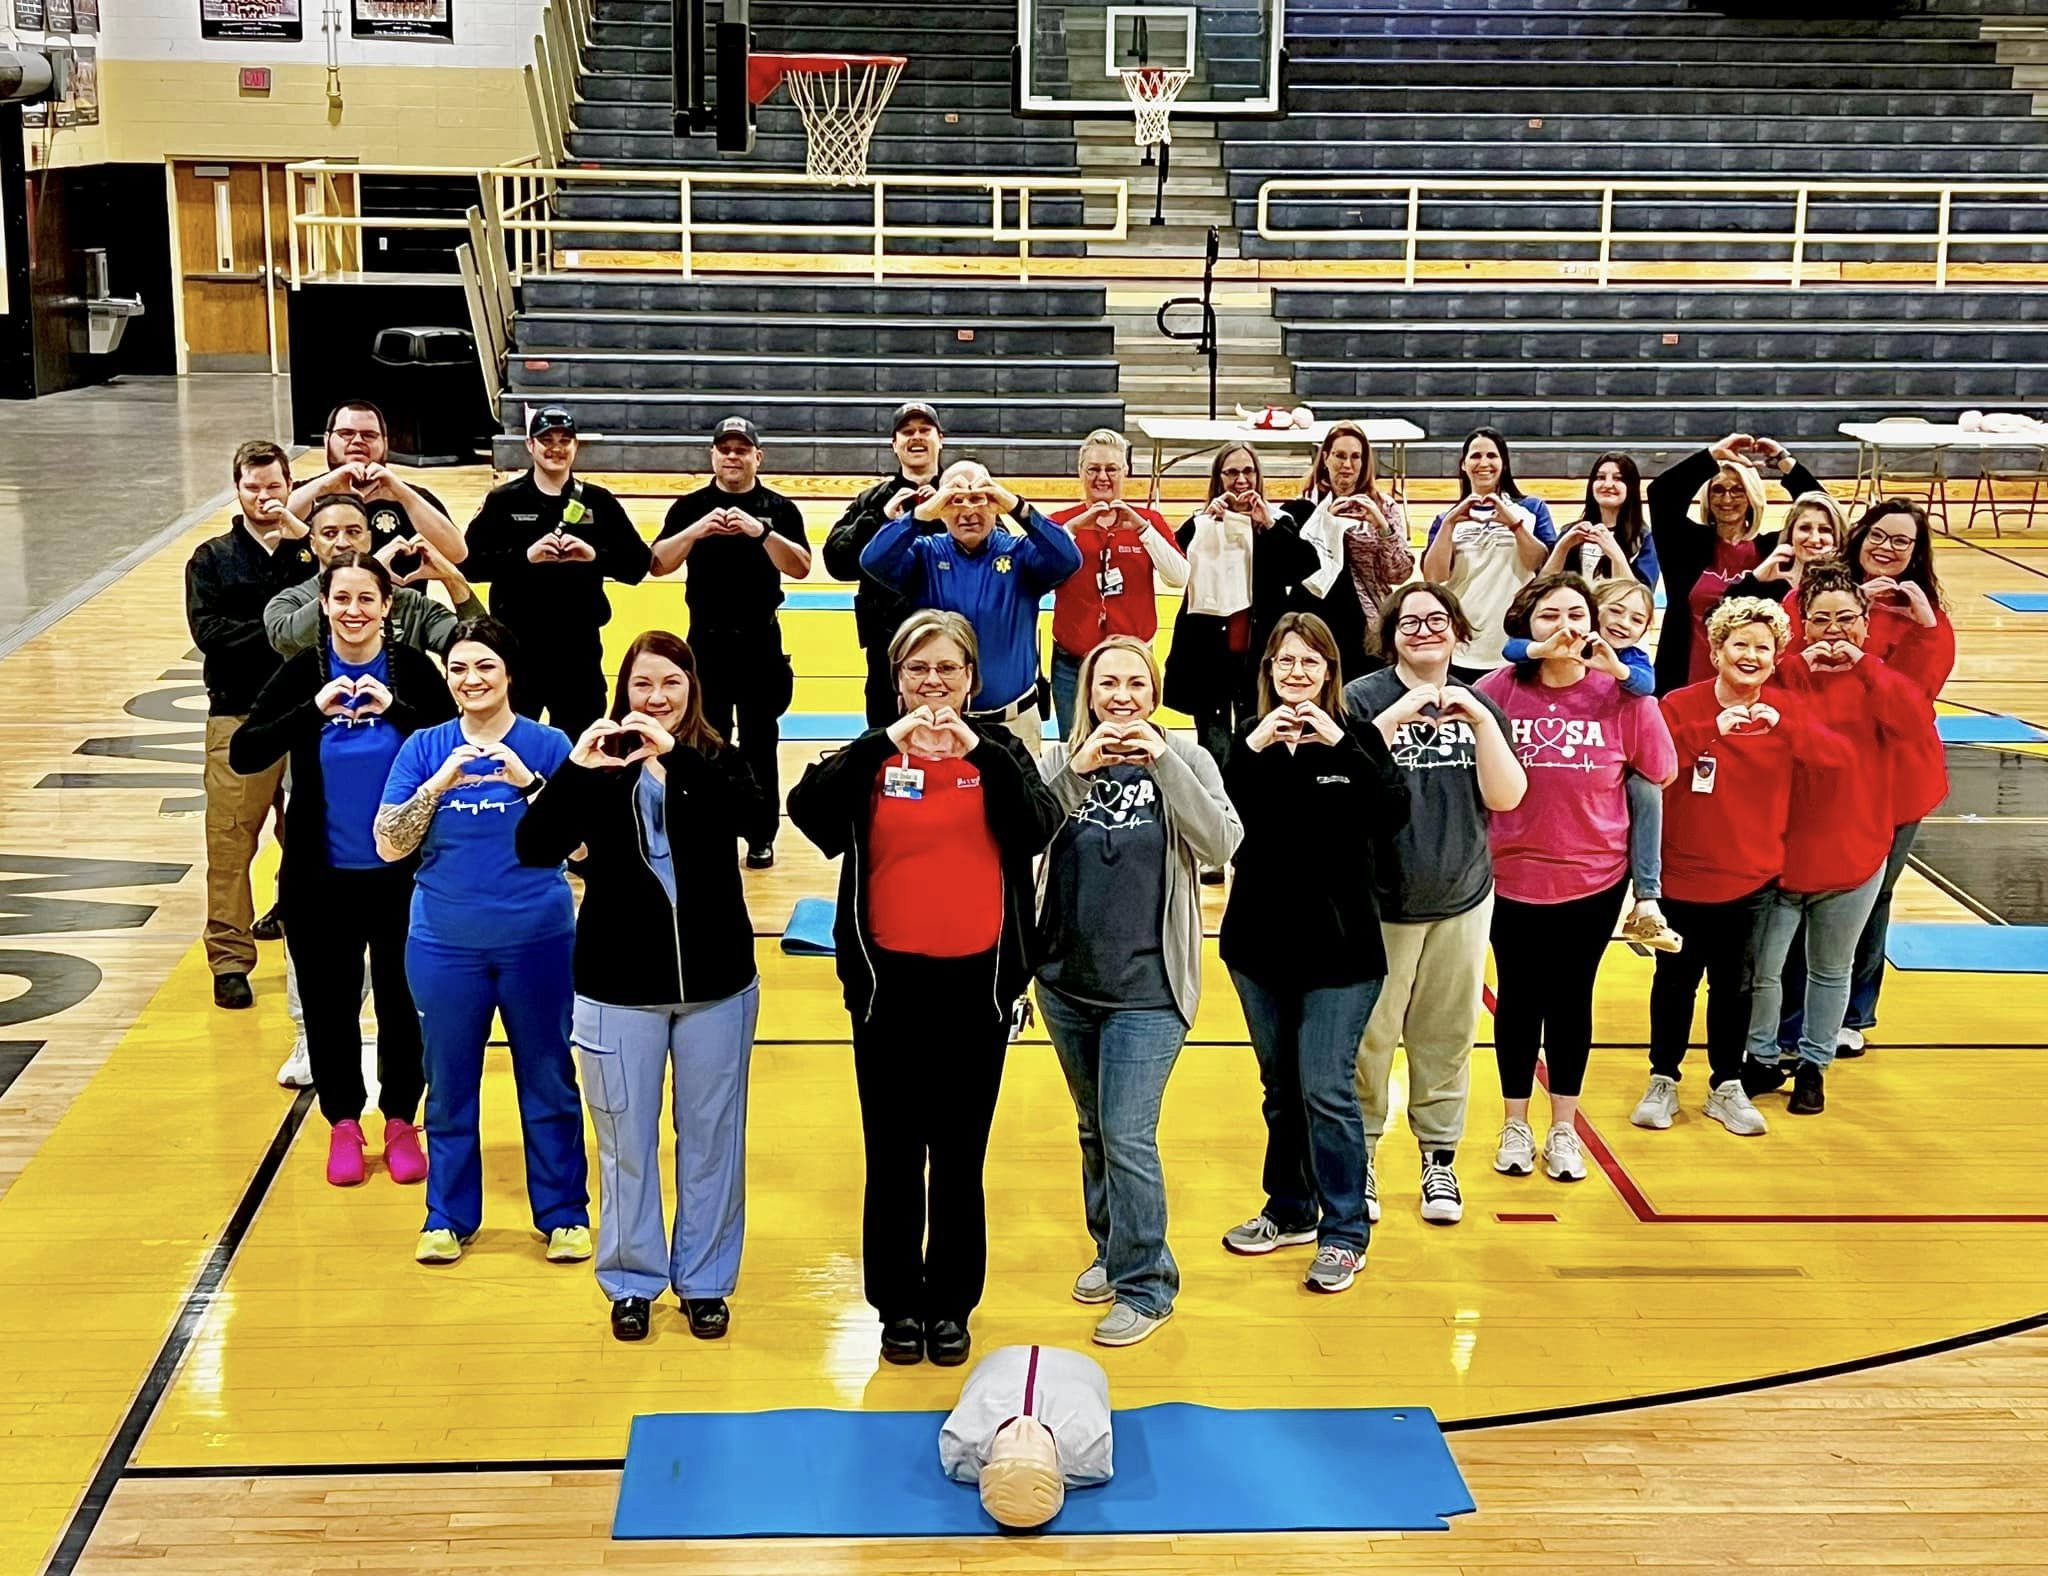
[204,714,287,977]
[1356,892,1494,1154]
[969,697,1044,760]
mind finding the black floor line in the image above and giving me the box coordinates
[44,1090,314,1576]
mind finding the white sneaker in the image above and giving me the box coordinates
[1419,1157,1463,1225]
[1705,1079,1769,1137]
[1303,1243,1364,1294]
[1072,1262,1113,1305]
[1836,1027,1866,1057]
[1364,1150,1381,1225]
[276,1041,312,1089]
[1493,1119,1536,1176]
[1543,1123,1587,1182]
[1631,1073,1679,1130]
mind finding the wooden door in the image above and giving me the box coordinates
[172,160,291,371]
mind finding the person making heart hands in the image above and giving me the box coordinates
[375,616,589,1268]
[232,550,456,1189]
[788,611,1063,1371]
[1033,636,1240,1347]
[266,493,487,659]
[1219,615,1405,1296]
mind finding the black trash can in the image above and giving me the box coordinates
[371,326,481,466]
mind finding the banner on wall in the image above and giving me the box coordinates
[47,0,73,31]
[47,40,73,126]
[77,0,100,31]
[74,46,98,124]
[201,0,304,41]
[13,0,48,32]
[352,0,454,41]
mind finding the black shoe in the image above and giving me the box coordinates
[925,1317,971,1367]
[880,1315,924,1365]
[213,972,254,1010]
[745,842,775,870]
[1788,1063,1826,1115]
[1740,1056,1788,1099]
[251,906,285,942]
[611,1297,652,1342]
[684,1297,730,1340]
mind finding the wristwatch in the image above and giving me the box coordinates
[518,773,546,800]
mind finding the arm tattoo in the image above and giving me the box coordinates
[375,783,445,857]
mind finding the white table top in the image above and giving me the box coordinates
[1138,417,1427,444]
[1839,421,2048,448]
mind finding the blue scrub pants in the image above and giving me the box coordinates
[408,927,589,1239]
[574,981,760,1302]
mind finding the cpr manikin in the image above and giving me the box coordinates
[938,1345,1114,1528]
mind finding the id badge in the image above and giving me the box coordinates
[1691,754,1718,795]
[883,764,925,800]
[1097,564,1125,599]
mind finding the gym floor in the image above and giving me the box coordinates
[2,409,2046,1574]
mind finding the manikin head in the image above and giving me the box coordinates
[979,1416,1064,1529]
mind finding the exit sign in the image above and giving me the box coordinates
[239,67,272,94]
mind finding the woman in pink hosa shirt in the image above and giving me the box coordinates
[1477,573,1677,1182]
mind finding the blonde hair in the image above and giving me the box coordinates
[1690,461,1771,540]
[1066,635,1162,753]
[887,609,979,684]
[1594,576,1655,625]
[1707,594,1792,652]
[1077,428,1129,469]
[1784,489,1845,536]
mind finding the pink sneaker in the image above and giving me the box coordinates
[384,1119,427,1185]
[327,1120,367,1187]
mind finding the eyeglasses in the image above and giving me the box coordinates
[1220,467,1258,484]
[1803,611,1866,631]
[328,427,383,443]
[1271,654,1327,673]
[1863,526,1918,553]
[901,661,968,681]
[1396,612,1452,635]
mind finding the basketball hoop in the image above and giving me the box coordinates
[747,51,906,184]
[1120,65,1191,148]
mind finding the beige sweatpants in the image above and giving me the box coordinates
[1356,892,1495,1154]
[203,714,287,977]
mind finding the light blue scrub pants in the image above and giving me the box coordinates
[573,979,760,1302]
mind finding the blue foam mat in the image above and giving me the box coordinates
[614,1404,1473,1539]
[1935,714,2047,744]
[779,896,837,956]
[1885,924,2048,974]
[1988,591,2048,613]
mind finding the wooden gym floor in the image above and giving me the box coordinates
[2,467,2047,1575]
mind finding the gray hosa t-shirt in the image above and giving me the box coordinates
[1343,668,1504,923]
[1038,764,1175,1010]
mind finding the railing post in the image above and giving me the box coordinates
[680,176,693,280]
[1019,186,1032,286]
[286,167,302,288]
[873,178,887,282]
[1790,187,1809,289]
[1596,187,1614,288]
[1403,185,1419,288]
[1935,187,1953,290]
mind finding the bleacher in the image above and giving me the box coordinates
[497,0,1124,472]
[1243,0,2048,474]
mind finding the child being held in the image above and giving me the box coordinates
[1502,577,1680,951]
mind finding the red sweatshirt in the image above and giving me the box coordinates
[1861,601,1952,824]
[1658,680,1813,904]
[1048,503,1183,656]
[1773,652,1935,893]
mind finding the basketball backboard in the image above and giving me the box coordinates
[1016,0,1286,117]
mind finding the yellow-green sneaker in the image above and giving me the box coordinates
[546,1225,592,1262]
[415,1228,465,1265]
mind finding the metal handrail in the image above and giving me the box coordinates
[1255,177,2048,289]
[285,159,1130,285]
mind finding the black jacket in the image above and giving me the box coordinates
[822,473,944,651]
[1218,718,1408,991]
[786,725,1063,1019]
[516,746,761,1007]
[1162,509,1329,718]
[462,473,652,641]
[227,640,456,898]
[1646,447,1822,696]
[185,520,320,715]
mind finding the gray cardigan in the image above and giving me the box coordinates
[1035,731,1243,1027]
[263,578,486,658]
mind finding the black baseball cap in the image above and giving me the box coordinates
[712,416,761,446]
[892,401,944,435]
[528,405,576,439]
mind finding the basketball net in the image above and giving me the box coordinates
[1120,65,1190,148]
[780,57,906,184]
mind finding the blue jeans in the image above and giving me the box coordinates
[1775,823,1920,1049]
[574,981,759,1302]
[1229,969,1383,1253]
[1049,644,1086,744]
[1037,984,1187,1318]
[1625,770,1663,901]
[1746,866,1886,1070]
[408,927,589,1239]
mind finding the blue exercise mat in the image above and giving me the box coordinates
[1988,591,2048,613]
[1935,714,2046,744]
[779,897,837,955]
[1886,924,2048,974]
[613,1403,1473,1539]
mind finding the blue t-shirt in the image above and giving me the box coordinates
[319,648,403,870]
[635,767,677,905]
[382,714,575,946]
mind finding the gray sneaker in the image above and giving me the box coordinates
[1303,1243,1364,1294]
[1092,1301,1172,1347]
[1632,1073,1680,1130]
[1364,1150,1381,1225]
[1221,1213,1318,1256]
[1071,1261,1113,1304]
[1705,1079,1769,1137]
